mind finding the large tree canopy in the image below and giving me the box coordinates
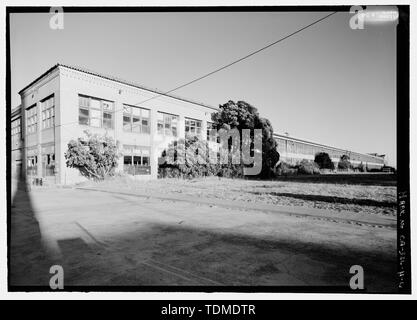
[211,100,280,178]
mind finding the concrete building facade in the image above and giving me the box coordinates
[14,64,217,184]
[10,64,386,186]
[275,134,386,169]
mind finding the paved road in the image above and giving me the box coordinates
[10,187,397,292]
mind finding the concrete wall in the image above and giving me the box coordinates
[19,68,60,183]
[52,66,215,184]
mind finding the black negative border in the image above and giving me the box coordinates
[5,5,411,294]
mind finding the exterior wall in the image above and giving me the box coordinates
[275,135,385,169]
[15,64,386,186]
[11,108,23,193]
[20,66,215,185]
[19,68,60,183]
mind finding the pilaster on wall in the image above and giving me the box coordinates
[201,120,208,141]
[114,97,124,172]
[36,101,42,179]
[54,89,61,184]
[150,108,158,179]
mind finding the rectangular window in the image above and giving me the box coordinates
[11,118,22,146]
[122,104,150,134]
[124,155,132,165]
[41,95,55,130]
[26,155,38,176]
[206,122,217,142]
[123,145,151,175]
[26,105,37,134]
[42,153,55,177]
[78,95,114,129]
[157,112,178,137]
[185,118,202,137]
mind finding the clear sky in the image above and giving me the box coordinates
[10,11,397,166]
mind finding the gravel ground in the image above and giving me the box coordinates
[86,176,397,217]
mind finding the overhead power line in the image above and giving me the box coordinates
[131,11,338,107]
[51,11,338,130]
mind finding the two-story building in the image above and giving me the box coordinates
[13,63,219,184]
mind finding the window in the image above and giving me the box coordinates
[185,118,202,137]
[206,122,217,142]
[123,145,151,175]
[123,105,150,134]
[26,105,37,134]
[78,95,114,129]
[11,118,21,145]
[42,153,55,176]
[41,95,55,129]
[12,118,21,136]
[27,155,38,176]
[157,112,178,137]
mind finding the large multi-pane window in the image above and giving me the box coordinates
[78,95,114,129]
[41,95,55,129]
[123,105,150,134]
[123,145,151,175]
[42,153,55,176]
[157,112,178,137]
[185,118,202,137]
[27,155,38,176]
[206,122,218,142]
[11,118,21,143]
[26,105,37,134]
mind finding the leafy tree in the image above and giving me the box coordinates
[338,154,352,170]
[65,131,120,180]
[314,152,335,170]
[211,100,280,178]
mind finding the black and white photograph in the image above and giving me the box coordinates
[5,3,411,297]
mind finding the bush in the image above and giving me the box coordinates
[338,159,351,170]
[314,152,335,170]
[338,154,352,170]
[158,136,243,179]
[275,162,298,176]
[65,131,120,180]
[297,160,320,175]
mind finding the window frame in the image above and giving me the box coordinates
[122,104,151,134]
[26,105,37,135]
[78,94,114,129]
[157,112,178,137]
[185,117,202,137]
[41,95,55,130]
[206,121,218,142]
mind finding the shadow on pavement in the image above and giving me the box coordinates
[10,174,54,287]
[249,191,397,208]
[34,220,397,292]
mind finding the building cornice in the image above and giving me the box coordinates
[19,63,219,112]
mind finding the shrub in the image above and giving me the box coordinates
[314,152,335,170]
[338,154,352,170]
[297,160,320,175]
[338,159,351,170]
[158,136,244,179]
[65,131,120,180]
[275,162,298,176]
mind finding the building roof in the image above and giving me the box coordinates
[18,63,219,111]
